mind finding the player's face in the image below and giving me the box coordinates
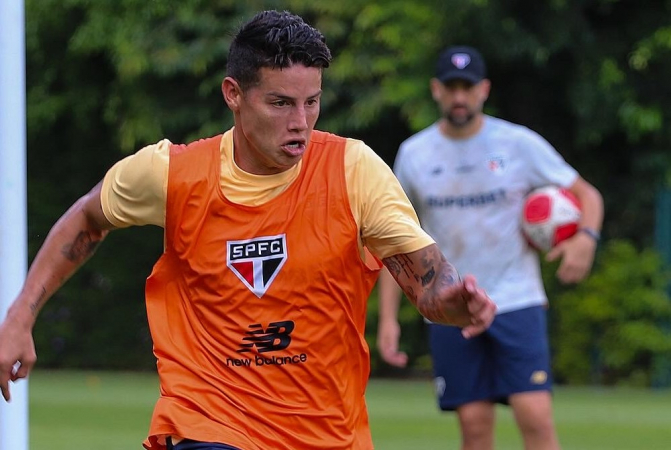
[222,65,322,175]
[431,78,490,128]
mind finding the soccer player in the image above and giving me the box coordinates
[0,12,496,450]
[377,46,604,450]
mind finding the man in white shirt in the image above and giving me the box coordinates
[377,46,604,450]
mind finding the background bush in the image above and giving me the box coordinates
[548,240,671,386]
[19,0,671,384]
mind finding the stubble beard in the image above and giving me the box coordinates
[445,110,475,128]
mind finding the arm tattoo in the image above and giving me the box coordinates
[29,287,47,316]
[61,231,103,263]
[385,249,441,288]
[437,261,459,288]
[420,267,435,286]
[385,246,463,324]
[384,253,415,279]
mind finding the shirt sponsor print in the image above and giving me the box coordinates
[227,320,309,368]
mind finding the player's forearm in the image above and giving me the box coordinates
[571,178,604,234]
[415,258,467,325]
[6,194,110,328]
[578,186,604,233]
[377,268,402,323]
[382,244,466,325]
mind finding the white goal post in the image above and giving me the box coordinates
[0,0,29,449]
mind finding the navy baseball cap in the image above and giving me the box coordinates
[436,46,486,84]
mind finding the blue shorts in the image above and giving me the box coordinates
[168,439,241,450]
[429,305,552,411]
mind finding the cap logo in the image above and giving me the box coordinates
[451,53,471,69]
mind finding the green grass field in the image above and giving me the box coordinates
[25,370,671,449]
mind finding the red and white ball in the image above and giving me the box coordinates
[521,186,582,252]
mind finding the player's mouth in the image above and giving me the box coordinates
[281,140,306,157]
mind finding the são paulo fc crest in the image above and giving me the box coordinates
[227,234,287,298]
[451,53,471,69]
[486,153,508,175]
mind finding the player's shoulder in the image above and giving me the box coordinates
[485,115,530,135]
[171,134,223,156]
[392,123,443,167]
[484,116,549,146]
[126,138,173,167]
[342,136,386,168]
[400,122,442,151]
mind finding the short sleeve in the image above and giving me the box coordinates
[344,139,434,260]
[100,139,170,228]
[520,129,578,188]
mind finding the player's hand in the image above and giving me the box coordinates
[376,319,408,368]
[546,232,596,284]
[459,275,497,338]
[0,317,37,402]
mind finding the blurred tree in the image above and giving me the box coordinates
[23,0,671,371]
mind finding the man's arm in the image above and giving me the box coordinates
[382,243,496,339]
[376,268,408,367]
[547,176,604,283]
[0,181,115,401]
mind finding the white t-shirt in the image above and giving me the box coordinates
[394,116,578,314]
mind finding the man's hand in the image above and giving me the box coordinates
[458,275,497,338]
[546,231,597,284]
[376,319,408,368]
[382,244,497,338]
[0,316,37,402]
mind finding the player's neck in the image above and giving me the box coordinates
[440,114,484,140]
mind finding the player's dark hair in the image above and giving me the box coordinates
[227,10,332,91]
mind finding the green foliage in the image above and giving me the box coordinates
[21,0,671,376]
[549,240,671,386]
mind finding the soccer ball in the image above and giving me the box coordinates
[521,186,581,252]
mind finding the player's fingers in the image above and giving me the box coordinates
[0,374,10,402]
[558,270,580,285]
[385,351,409,368]
[461,322,487,339]
[466,287,490,314]
[556,261,586,285]
[378,341,407,367]
[460,274,478,292]
[377,327,409,368]
[463,297,496,339]
[13,360,34,381]
[545,246,561,262]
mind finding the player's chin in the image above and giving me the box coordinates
[447,113,473,127]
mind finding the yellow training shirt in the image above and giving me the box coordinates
[100,128,433,259]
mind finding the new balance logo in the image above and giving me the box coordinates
[237,321,295,353]
[227,234,287,298]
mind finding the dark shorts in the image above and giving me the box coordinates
[168,438,241,450]
[429,305,552,411]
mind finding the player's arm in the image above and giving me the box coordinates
[0,141,167,402]
[569,176,603,239]
[347,140,494,342]
[547,176,604,283]
[382,244,495,339]
[0,182,115,401]
[377,267,407,367]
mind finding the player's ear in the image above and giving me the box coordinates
[222,77,242,111]
[430,78,444,101]
[479,79,491,102]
